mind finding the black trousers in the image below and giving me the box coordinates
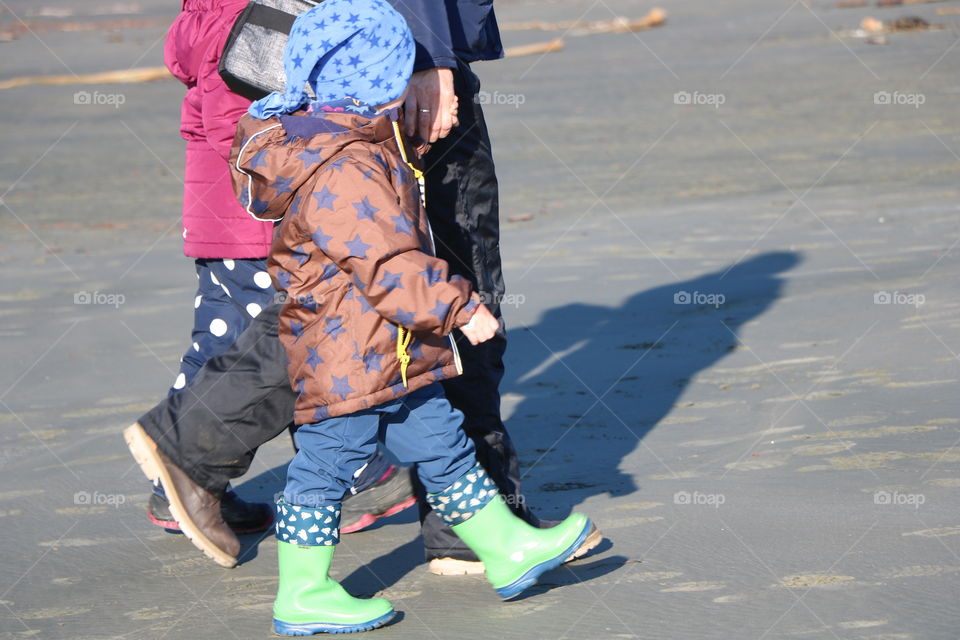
[138,62,536,559]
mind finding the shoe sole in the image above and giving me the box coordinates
[124,423,238,568]
[494,518,593,600]
[427,522,603,576]
[146,510,181,532]
[147,508,274,536]
[568,524,603,561]
[427,557,486,576]
[272,609,396,635]
[341,496,417,534]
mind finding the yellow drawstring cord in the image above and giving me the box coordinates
[396,325,413,387]
[392,120,425,208]
[390,120,424,387]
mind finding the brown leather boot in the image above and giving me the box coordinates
[124,422,241,568]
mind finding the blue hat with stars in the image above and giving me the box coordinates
[249,0,414,119]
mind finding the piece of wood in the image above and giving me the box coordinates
[877,0,948,5]
[2,17,170,37]
[502,18,587,31]
[572,9,667,35]
[501,8,666,35]
[504,38,564,58]
[0,66,172,90]
[889,15,930,29]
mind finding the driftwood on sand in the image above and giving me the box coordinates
[0,66,172,90]
[501,8,667,36]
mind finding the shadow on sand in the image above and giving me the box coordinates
[502,250,801,512]
[236,251,801,593]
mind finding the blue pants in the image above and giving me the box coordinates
[284,384,476,508]
[172,258,277,393]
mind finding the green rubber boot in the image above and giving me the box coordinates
[272,499,394,635]
[273,543,395,635]
[431,465,591,600]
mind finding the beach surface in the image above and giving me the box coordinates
[1,1,959,638]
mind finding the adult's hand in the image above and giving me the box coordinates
[403,67,459,144]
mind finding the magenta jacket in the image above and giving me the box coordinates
[164,0,273,259]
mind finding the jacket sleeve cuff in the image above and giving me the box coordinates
[453,293,482,328]
[413,53,459,73]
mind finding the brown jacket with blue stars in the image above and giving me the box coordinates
[230,105,480,425]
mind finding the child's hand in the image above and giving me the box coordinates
[404,68,458,144]
[450,94,459,129]
[460,304,498,345]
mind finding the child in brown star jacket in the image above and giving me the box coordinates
[230,0,591,635]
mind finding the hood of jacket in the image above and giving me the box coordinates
[231,101,401,223]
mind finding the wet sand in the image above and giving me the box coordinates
[1,0,958,638]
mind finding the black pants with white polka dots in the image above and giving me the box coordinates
[171,258,277,394]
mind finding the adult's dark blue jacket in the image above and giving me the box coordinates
[392,0,504,71]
